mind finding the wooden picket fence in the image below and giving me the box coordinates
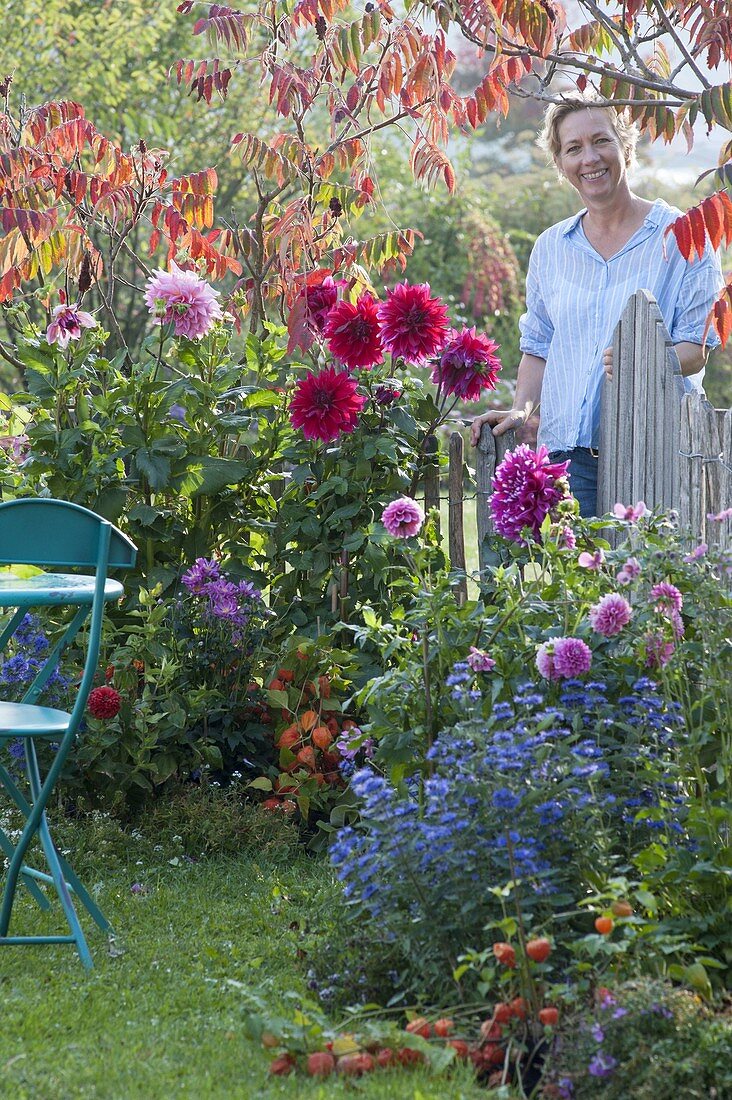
[424,289,731,593]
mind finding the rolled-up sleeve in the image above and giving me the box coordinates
[519,240,553,359]
[670,245,724,348]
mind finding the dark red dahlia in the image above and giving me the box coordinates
[290,367,367,442]
[301,275,340,334]
[490,444,570,544]
[376,282,449,364]
[432,327,501,402]
[324,293,383,371]
[87,685,122,720]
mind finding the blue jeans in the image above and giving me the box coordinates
[549,448,598,518]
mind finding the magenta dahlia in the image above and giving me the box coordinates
[46,303,97,349]
[553,636,592,678]
[144,261,223,339]
[376,282,449,364]
[644,632,675,669]
[381,497,425,538]
[290,367,366,443]
[490,445,571,544]
[432,327,501,402]
[299,275,340,333]
[588,593,632,637]
[650,582,683,615]
[324,293,383,370]
[536,641,559,681]
[467,647,496,673]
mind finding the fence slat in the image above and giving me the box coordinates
[599,293,636,516]
[630,292,652,503]
[423,433,440,531]
[476,423,516,572]
[448,432,468,605]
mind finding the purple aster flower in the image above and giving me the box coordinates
[205,579,240,619]
[182,557,221,593]
[588,593,632,637]
[381,497,425,538]
[236,579,262,601]
[588,1052,617,1078]
[490,445,570,544]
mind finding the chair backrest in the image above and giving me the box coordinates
[0,499,137,570]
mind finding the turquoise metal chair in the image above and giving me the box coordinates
[0,499,136,968]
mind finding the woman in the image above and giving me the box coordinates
[470,96,723,517]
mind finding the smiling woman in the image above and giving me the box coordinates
[470,94,724,517]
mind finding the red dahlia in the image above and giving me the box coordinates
[376,282,449,364]
[290,367,367,442]
[432,327,501,402]
[301,275,340,333]
[324,293,383,371]
[87,685,122,719]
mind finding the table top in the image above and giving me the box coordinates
[0,572,125,608]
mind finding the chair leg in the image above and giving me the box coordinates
[0,823,51,910]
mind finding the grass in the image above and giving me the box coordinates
[0,813,487,1100]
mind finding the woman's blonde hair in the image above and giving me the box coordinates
[537,95,639,177]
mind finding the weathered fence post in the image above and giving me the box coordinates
[423,433,440,533]
[448,432,468,605]
[475,422,516,573]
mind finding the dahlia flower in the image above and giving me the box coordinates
[535,641,559,681]
[376,282,449,364]
[467,647,496,672]
[289,367,366,442]
[490,445,571,544]
[374,381,402,406]
[553,636,592,678]
[87,685,122,720]
[616,557,641,585]
[433,327,501,402]
[298,275,340,334]
[644,632,675,669]
[381,497,425,538]
[650,582,683,615]
[588,593,632,637]
[144,261,223,339]
[324,293,383,370]
[46,303,97,349]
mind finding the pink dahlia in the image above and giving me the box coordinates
[144,261,223,339]
[432,327,501,402]
[289,367,366,443]
[553,636,593,678]
[46,303,96,349]
[556,525,576,550]
[324,293,383,370]
[490,445,571,544]
[376,282,449,364]
[644,632,675,669]
[467,647,496,673]
[588,593,632,637]
[650,582,683,615]
[381,496,425,538]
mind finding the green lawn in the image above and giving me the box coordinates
[0,818,486,1100]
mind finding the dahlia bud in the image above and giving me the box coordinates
[78,252,93,296]
[374,382,402,406]
[328,196,343,218]
[315,14,327,38]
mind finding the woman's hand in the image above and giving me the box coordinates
[603,346,613,380]
[469,408,526,446]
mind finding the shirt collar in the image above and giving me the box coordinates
[562,198,665,238]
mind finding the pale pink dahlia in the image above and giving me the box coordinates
[432,327,501,402]
[376,282,449,364]
[578,549,605,570]
[46,303,97,349]
[553,636,592,678]
[536,641,559,681]
[289,367,366,443]
[613,501,648,522]
[381,497,425,538]
[324,293,383,371]
[144,261,223,339]
[650,582,683,615]
[467,647,496,672]
[588,593,632,637]
[490,445,571,544]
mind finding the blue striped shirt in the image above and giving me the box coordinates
[518,198,723,451]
